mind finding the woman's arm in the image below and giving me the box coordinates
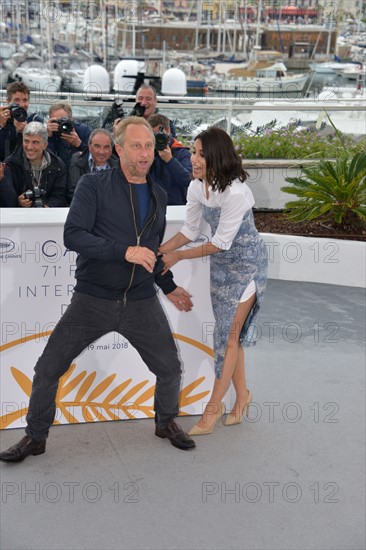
[159,231,192,253]
[161,240,221,274]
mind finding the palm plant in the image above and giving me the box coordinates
[281,152,366,230]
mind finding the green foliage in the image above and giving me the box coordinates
[232,120,365,160]
[281,151,366,227]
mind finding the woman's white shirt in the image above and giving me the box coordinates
[180,178,255,250]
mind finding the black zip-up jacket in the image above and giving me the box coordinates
[1,147,67,207]
[64,166,177,302]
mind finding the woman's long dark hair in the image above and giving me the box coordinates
[195,127,248,192]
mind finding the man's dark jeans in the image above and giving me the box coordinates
[25,291,182,440]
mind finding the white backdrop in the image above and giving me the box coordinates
[0,208,221,430]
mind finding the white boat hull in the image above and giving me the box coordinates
[309,62,359,75]
[341,67,366,81]
[11,68,62,91]
[208,73,310,94]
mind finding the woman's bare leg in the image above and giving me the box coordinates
[192,294,256,430]
[226,346,251,417]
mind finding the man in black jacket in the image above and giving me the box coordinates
[0,121,67,207]
[67,128,119,204]
[147,113,191,205]
[0,82,43,162]
[46,102,92,167]
[0,116,195,462]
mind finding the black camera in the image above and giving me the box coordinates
[129,103,146,117]
[102,101,125,129]
[53,117,75,136]
[8,103,28,123]
[24,187,46,208]
[154,126,170,152]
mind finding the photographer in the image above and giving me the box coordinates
[67,129,119,204]
[135,85,176,137]
[112,85,177,138]
[0,121,67,208]
[47,102,92,167]
[147,114,192,205]
[0,82,43,162]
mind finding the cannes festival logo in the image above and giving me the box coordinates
[0,332,213,429]
[0,238,16,253]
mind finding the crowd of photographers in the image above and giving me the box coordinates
[0,82,192,208]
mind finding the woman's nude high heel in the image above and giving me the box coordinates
[188,403,226,436]
[224,390,252,426]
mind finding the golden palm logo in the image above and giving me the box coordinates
[0,332,213,429]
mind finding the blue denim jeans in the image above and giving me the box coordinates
[25,291,182,440]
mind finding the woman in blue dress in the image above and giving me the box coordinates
[159,127,268,435]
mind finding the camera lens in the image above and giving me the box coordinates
[155,130,170,152]
[9,103,27,122]
[55,118,74,135]
[130,103,146,117]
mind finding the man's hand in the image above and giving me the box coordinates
[13,119,27,134]
[0,106,11,128]
[166,286,193,312]
[18,193,33,208]
[113,118,122,135]
[157,145,172,163]
[125,246,157,273]
[60,129,81,148]
[47,118,59,137]
[0,163,5,180]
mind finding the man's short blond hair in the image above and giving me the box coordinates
[114,116,155,146]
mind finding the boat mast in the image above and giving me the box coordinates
[89,2,94,61]
[101,0,107,69]
[195,0,202,50]
[131,0,137,57]
[255,0,263,50]
[24,0,30,37]
[233,1,238,57]
[243,0,248,58]
[217,1,222,54]
[46,0,54,71]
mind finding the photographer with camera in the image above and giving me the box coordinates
[0,121,67,208]
[136,85,176,137]
[47,102,92,167]
[113,85,177,138]
[147,114,192,205]
[66,129,119,204]
[0,82,43,162]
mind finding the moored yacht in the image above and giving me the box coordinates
[208,62,310,95]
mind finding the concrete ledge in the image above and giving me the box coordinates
[262,232,365,288]
[243,159,320,209]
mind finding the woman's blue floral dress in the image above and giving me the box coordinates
[181,178,268,378]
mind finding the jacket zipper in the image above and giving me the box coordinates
[123,185,157,306]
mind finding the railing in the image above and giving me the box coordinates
[1,90,365,137]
